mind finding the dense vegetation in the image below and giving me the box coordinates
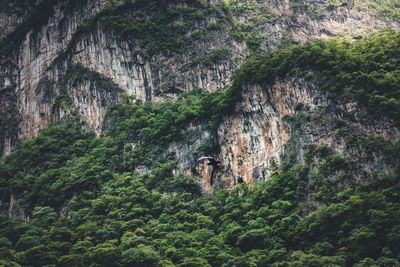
[0,0,54,56]
[58,0,231,58]
[1,2,400,265]
[223,0,279,54]
[0,85,19,158]
[355,0,400,23]
[288,0,400,22]
[101,0,229,55]
[232,28,400,124]
[0,116,399,266]
[1,28,400,263]
[2,0,400,57]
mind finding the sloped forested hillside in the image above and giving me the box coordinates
[1,27,400,266]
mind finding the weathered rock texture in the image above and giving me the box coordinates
[1,0,399,157]
[0,1,35,39]
[264,0,398,43]
[0,0,108,156]
[168,73,399,193]
[217,76,399,187]
[70,25,245,101]
[217,78,324,184]
[0,192,29,220]
[1,0,399,199]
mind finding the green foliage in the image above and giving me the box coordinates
[51,64,122,122]
[58,254,84,267]
[355,0,400,23]
[232,28,400,124]
[190,48,232,68]
[0,0,89,56]
[0,85,238,218]
[289,0,311,11]
[0,120,96,210]
[106,87,235,148]
[0,0,53,56]
[121,245,160,267]
[236,229,268,251]
[2,25,400,267]
[52,94,75,118]
[223,0,277,54]
[326,0,348,9]
[59,0,229,57]
[0,85,20,158]
[105,0,228,54]
[0,118,399,266]
[63,64,122,93]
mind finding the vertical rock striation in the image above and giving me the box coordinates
[0,0,399,161]
[216,75,399,188]
[169,74,398,192]
[218,78,326,184]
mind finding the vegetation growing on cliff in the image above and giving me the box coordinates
[102,0,229,54]
[1,62,400,267]
[355,0,400,23]
[0,86,19,158]
[0,114,399,266]
[58,0,231,58]
[222,0,278,54]
[1,14,400,267]
[0,0,90,56]
[1,87,234,214]
[63,64,122,93]
[0,0,54,56]
[232,28,400,124]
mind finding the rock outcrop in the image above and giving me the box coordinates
[0,0,398,157]
[219,76,399,187]
[168,73,399,192]
[0,192,29,220]
[264,0,398,44]
[0,0,399,193]
[1,0,108,155]
[217,78,323,184]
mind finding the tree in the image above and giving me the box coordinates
[237,229,268,252]
[121,245,160,267]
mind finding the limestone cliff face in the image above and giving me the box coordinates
[56,68,122,135]
[217,76,399,187]
[0,192,29,220]
[217,78,325,184]
[69,25,245,101]
[0,0,399,162]
[0,10,24,39]
[0,0,108,156]
[168,123,215,193]
[0,0,247,156]
[264,0,397,44]
[168,74,398,192]
[0,1,35,39]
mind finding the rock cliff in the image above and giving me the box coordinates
[168,73,398,194]
[222,75,398,186]
[1,0,398,157]
[0,0,399,194]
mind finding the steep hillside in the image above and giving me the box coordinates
[1,0,400,266]
[1,0,399,157]
[1,25,400,266]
